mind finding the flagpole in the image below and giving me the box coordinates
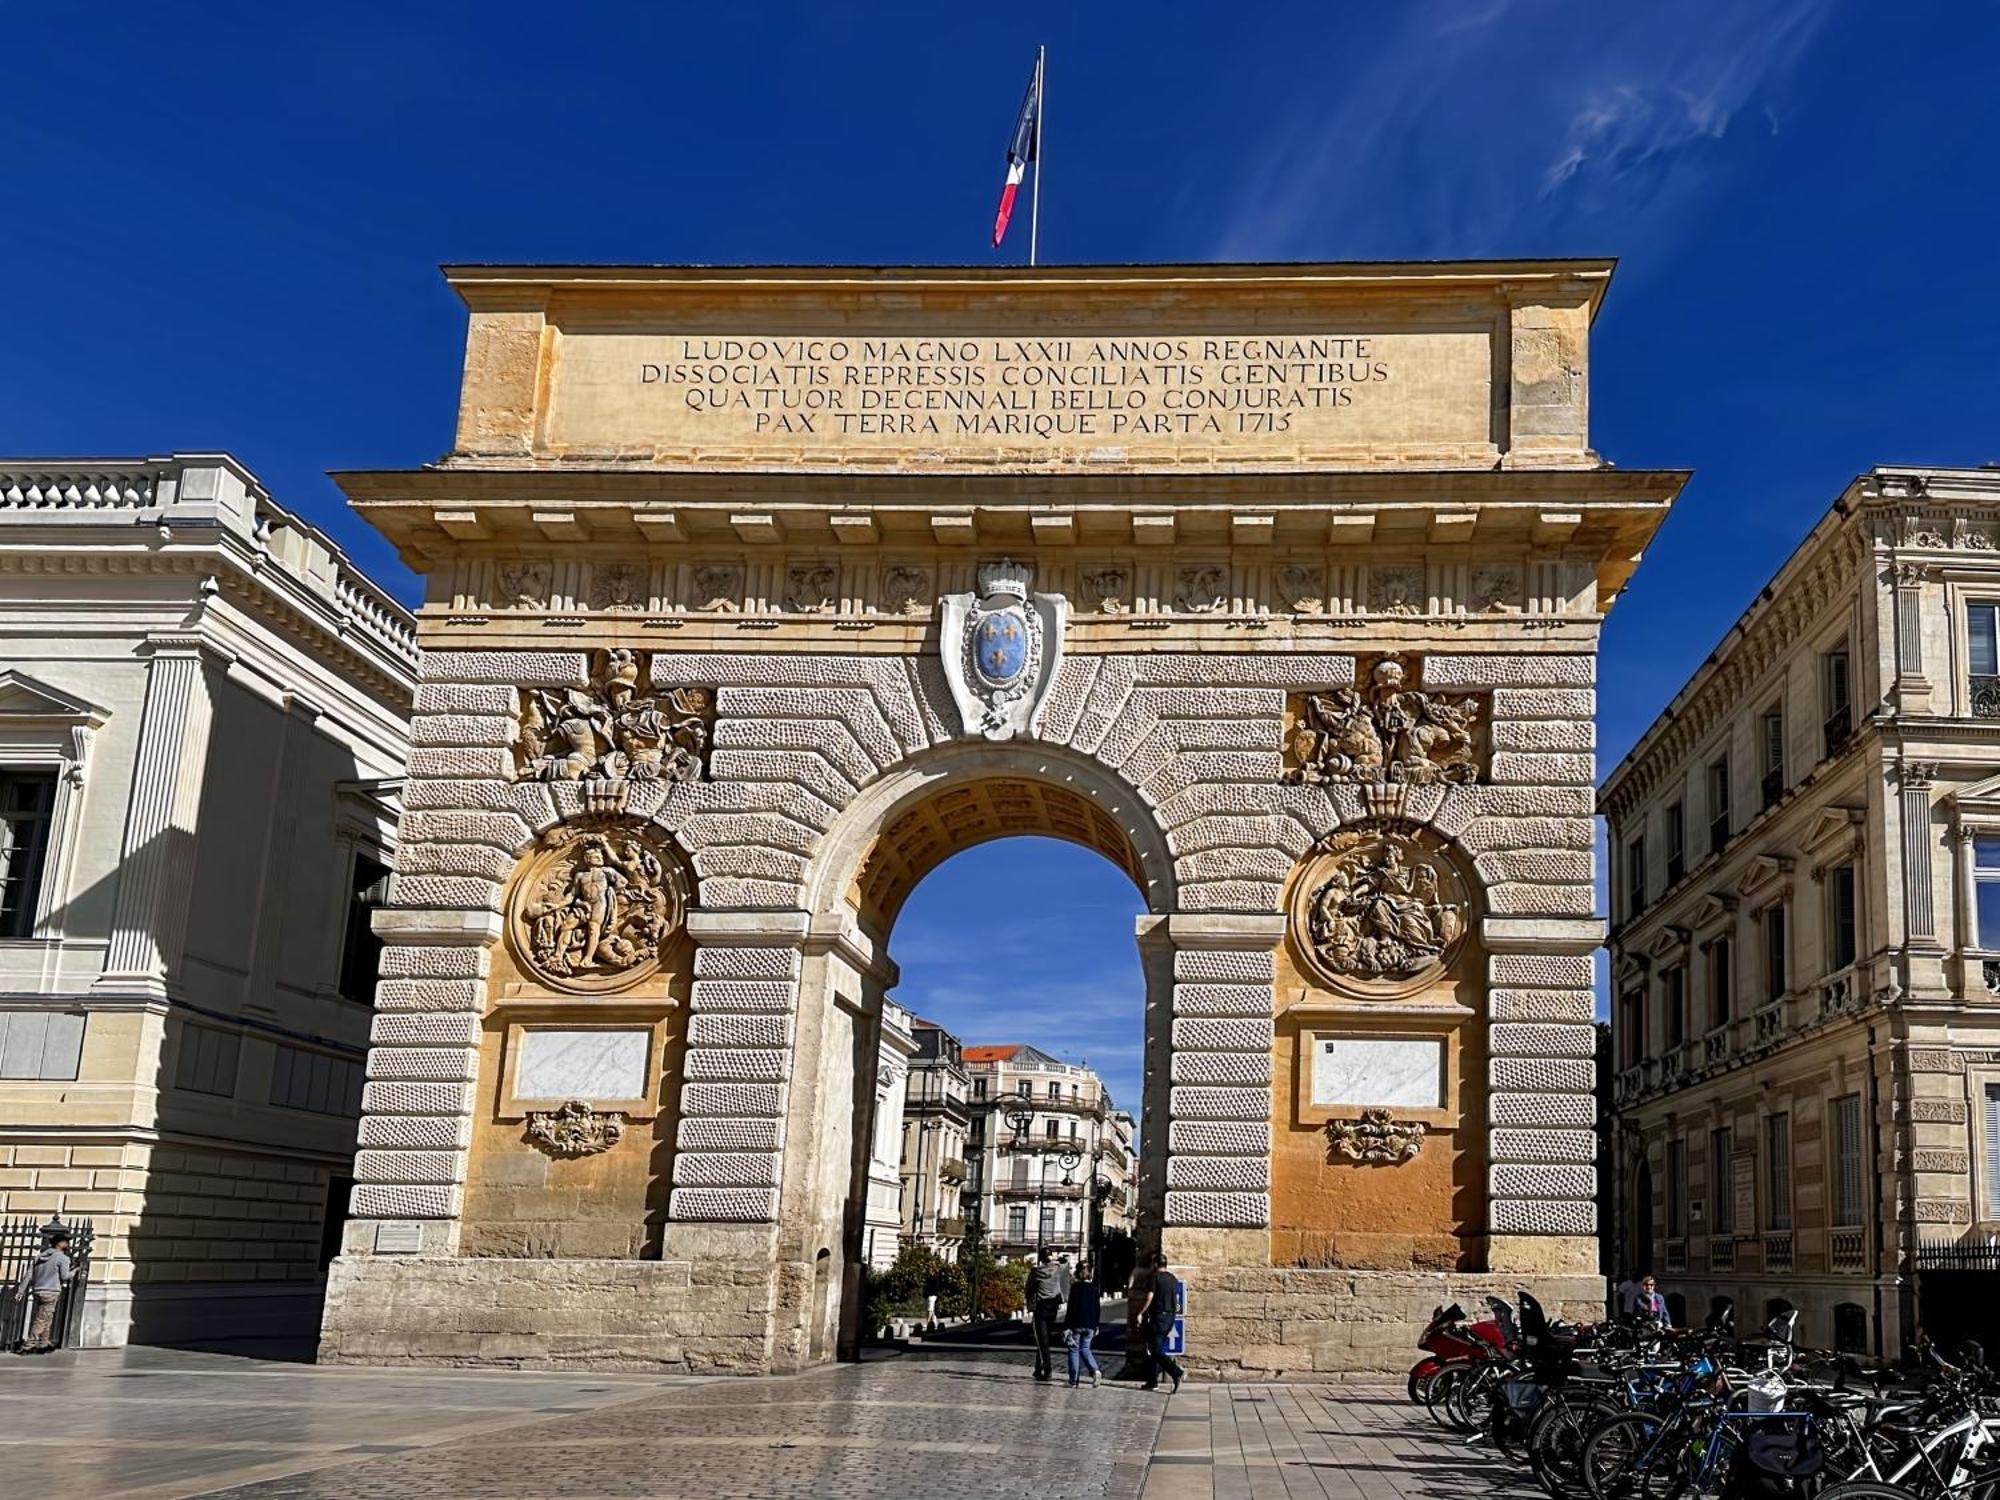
[1029,44,1045,267]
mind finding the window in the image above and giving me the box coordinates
[1986,1084,2000,1219]
[337,852,392,1003]
[1763,906,1788,1003]
[269,1044,364,1116]
[1707,937,1732,1029]
[1666,1138,1686,1238]
[1829,863,1858,969]
[1664,966,1687,1049]
[1834,1303,1869,1355]
[1766,1113,1793,1230]
[1832,1093,1864,1227]
[175,1023,241,1098]
[0,1009,84,1080]
[1626,834,1647,917]
[1974,839,2000,948]
[1046,1080,1059,1099]
[1761,708,1786,809]
[1665,802,1686,885]
[1007,1205,1027,1241]
[1823,648,1853,758]
[0,772,57,939]
[1707,757,1732,854]
[1038,1204,1056,1241]
[1710,1127,1734,1235]
[972,1077,987,1099]
[1972,603,2000,714]
[1018,1081,1031,1098]
[1045,1119,1059,1141]
[1068,1120,1078,1142]
[1618,991,1644,1068]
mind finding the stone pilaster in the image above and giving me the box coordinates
[93,637,219,998]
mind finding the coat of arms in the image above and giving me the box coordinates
[938,559,1065,740]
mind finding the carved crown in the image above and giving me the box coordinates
[976,558,1033,602]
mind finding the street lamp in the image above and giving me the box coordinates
[1006,1106,1083,1251]
[909,1116,942,1241]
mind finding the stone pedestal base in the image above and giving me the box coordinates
[1182,1267,1606,1378]
[318,1255,774,1373]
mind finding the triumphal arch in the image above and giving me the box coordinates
[319,260,1679,1375]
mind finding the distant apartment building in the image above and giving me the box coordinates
[962,1043,1135,1259]
[899,1016,971,1258]
[1603,466,2000,1356]
[0,454,417,1346]
[862,1003,918,1268]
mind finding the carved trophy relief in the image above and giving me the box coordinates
[1284,656,1485,787]
[589,562,647,613]
[508,820,688,994]
[1289,823,1469,995]
[1368,564,1425,616]
[691,564,742,612]
[880,565,932,615]
[1470,563,1521,614]
[525,1099,626,1157]
[1079,565,1129,614]
[516,649,713,784]
[1903,515,1949,549]
[784,562,838,614]
[1325,1109,1426,1164]
[497,560,552,609]
[1276,563,1324,614]
[1176,564,1228,614]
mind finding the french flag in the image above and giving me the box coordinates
[992,59,1041,248]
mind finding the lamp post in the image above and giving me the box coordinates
[909,1116,941,1243]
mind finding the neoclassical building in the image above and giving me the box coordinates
[318,260,1678,1374]
[0,454,415,1345]
[1603,466,2000,1356]
[899,1016,971,1258]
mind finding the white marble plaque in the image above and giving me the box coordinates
[515,1027,650,1101]
[1313,1036,1443,1109]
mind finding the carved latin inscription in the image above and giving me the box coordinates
[508,822,688,994]
[1284,656,1484,786]
[517,649,712,783]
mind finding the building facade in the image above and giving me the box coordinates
[1603,466,2000,1356]
[962,1043,1135,1260]
[861,1002,916,1268]
[899,1016,971,1257]
[317,260,1675,1375]
[0,454,416,1346]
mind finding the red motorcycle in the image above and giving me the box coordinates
[1406,1300,1510,1404]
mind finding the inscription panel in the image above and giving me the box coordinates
[543,327,1496,466]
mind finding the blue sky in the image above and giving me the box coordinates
[9,1,1999,1110]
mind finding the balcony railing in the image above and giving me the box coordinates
[1762,766,1785,810]
[1830,1228,1866,1273]
[1754,1002,1786,1045]
[1665,1239,1688,1272]
[1818,972,1857,1019]
[1975,675,2000,719]
[1710,1238,1736,1272]
[992,1229,1086,1250]
[1765,1232,1794,1273]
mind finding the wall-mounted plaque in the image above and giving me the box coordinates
[1312,1036,1443,1110]
[514,1027,651,1102]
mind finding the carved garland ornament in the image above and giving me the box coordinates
[525,1099,625,1157]
[508,820,688,994]
[517,649,713,784]
[1325,1109,1426,1164]
[1284,656,1484,787]
[1289,824,1469,995]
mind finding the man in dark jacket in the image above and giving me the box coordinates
[1024,1247,1070,1381]
[1065,1261,1103,1387]
[1135,1251,1183,1393]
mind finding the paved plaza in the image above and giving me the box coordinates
[0,1343,1523,1500]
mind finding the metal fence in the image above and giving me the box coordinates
[1914,1237,2000,1273]
[0,1216,95,1350]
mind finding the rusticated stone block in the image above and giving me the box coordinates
[1491,751,1595,786]
[1423,653,1594,688]
[677,1118,783,1153]
[1492,1128,1596,1163]
[351,1183,462,1219]
[1475,849,1594,884]
[1491,719,1595,752]
[1489,987,1596,1022]
[1174,983,1273,1017]
[673,1152,782,1188]
[1163,1189,1269,1227]
[366,1046,479,1083]
[1167,1156,1269,1190]
[353,1149,463,1185]
[1171,1051,1272,1086]
[1491,1198,1596,1235]
[375,979,483,1012]
[1492,953,1594,988]
[1171,1017,1274,1052]
[1174,950,1276,983]
[1492,1056,1594,1092]
[1170,1085,1272,1120]
[1490,1093,1597,1127]
[692,947,802,981]
[1485,881,1596,916]
[361,1081,475,1116]
[371,1013,480,1047]
[683,1048,791,1083]
[1490,687,1595,720]
[689,980,798,1013]
[414,682,518,715]
[681,1082,786,1116]
[358,1115,471,1151]
[669,1187,780,1221]
[410,714,517,749]
[1169,1120,1271,1155]
[1489,1023,1596,1058]
[687,1014,793,1049]
[421,650,586,686]
[1491,1164,1597,1198]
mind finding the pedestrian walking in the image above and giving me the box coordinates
[1065,1260,1102,1388]
[15,1228,73,1354]
[1135,1251,1183,1393]
[1025,1247,1070,1382]
[1632,1274,1669,1324]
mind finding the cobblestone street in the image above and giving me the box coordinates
[0,1344,1525,1500]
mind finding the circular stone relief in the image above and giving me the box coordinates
[1287,823,1470,998]
[506,820,688,994]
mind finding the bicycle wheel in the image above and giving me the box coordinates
[1531,1398,1623,1498]
[1423,1363,1465,1429]
[1583,1414,1674,1500]
[1815,1482,1927,1500]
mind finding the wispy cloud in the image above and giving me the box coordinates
[1209,0,1835,261]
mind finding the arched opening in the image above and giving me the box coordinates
[794,747,1171,1361]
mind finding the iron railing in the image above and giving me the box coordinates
[0,1216,94,1350]
[1915,1237,2000,1271]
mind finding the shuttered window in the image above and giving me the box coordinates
[1710,1127,1734,1234]
[1833,1094,1864,1226]
[1666,1138,1686,1238]
[1766,1113,1793,1230]
[1986,1085,2000,1219]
